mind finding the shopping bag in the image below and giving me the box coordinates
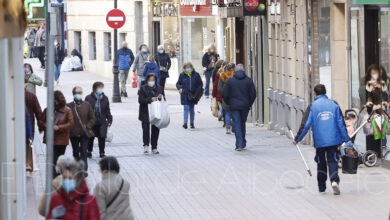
[106,127,113,143]
[154,100,170,129]
[148,100,162,124]
[211,97,218,118]
[132,73,138,88]
[31,144,40,171]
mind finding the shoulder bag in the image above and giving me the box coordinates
[74,105,94,137]
[106,179,124,209]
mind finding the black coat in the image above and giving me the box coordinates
[154,53,171,78]
[55,46,65,65]
[85,92,113,138]
[202,52,219,72]
[138,84,164,122]
[222,70,257,111]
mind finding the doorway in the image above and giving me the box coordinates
[235,18,245,65]
[364,6,380,68]
[152,21,161,55]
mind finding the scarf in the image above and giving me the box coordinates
[148,86,157,98]
[185,70,192,77]
[220,71,234,82]
[94,92,103,121]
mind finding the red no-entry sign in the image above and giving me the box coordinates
[106,9,126,29]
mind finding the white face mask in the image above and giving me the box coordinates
[96,88,104,94]
[147,81,155,87]
[372,74,379,80]
[159,50,164,54]
[210,49,214,53]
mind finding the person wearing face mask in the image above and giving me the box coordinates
[85,82,113,158]
[68,86,96,170]
[138,73,163,154]
[201,44,219,98]
[93,156,134,220]
[54,39,65,85]
[154,45,171,91]
[47,160,100,220]
[142,56,160,86]
[176,62,204,129]
[132,44,150,89]
[24,63,42,95]
[117,41,135,97]
[39,91,74,177]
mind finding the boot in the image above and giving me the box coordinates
[226,126,232,134]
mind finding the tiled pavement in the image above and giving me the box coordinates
[25,58,390,220]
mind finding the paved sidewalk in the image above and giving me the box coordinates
[25,58,390,220]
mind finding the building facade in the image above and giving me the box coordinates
[67,0,152,79]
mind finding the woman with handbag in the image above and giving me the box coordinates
[138,73,163,154]
[39,90,74,177]
[176,62,204,129]
[94,156,135,220]
[85,82,113,158]
[68,86,96,171]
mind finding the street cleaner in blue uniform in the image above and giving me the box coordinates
[293,84,351,195]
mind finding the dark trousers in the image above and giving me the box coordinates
[38,47,45,67]
[160,77,167,91]
[231,110,249,148]
[204,71,212,96]
[70,136,89,170]
[142,122,160,149]
[88,137,106,155]
[53,145,67,178]
[315,146,340,192]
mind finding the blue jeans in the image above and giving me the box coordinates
[54,64,61,81]
[231,110,249,148]
[315,146,339,192]
[184,104,195,125]
[224,110,232,126]
[204,71,211,96]
[27,46,34,58]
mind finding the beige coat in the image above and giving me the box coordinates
[93,172,134,220]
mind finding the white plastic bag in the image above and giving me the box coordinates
[148,100,162,124]
[154,100,170,129]
[106,127,113,143]
[31,144,40,171]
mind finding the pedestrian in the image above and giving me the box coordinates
[212,59,224,85]
[176,62,204,129]
[118,41,135,97]
[68,86,96,171]
[26,29,36,58]
[54,39,65,85]
[293,84,351,195]
[39,90,74,177]
[25,85,42,172]
[85,82,113,158]
[218,63,236,134]
[143,56,160,86]
[24,63,43,95]
[222,64,256,151]
[132,44,150,88]
[94,156,135,220]
[154,45,171,90]
[202,44,219,98]
[46,160,100,220]
[38,155,75,216]
[138,73,163,154]
[35,24,46,69]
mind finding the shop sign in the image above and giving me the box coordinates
[355,0,390,4]
[180,0,207,5]
[270,0,281,15]
[243,0,266,16]
[180,0,212,16]
[153,3,179,17]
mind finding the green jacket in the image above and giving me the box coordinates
[218,77,230,110]
[25,73,43,95]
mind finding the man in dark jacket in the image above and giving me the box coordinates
[294,84,351,195]
[117,41,135,97]
[54,40,65,84]
[154,45,171,90]
[68,86,96,170]
[222,64,256,151]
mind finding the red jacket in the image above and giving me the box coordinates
[212,73,222,102]
[47,180,100,220]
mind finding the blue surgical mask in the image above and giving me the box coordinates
[73,94,82,100]
[142,48,148,53]
[96,88,103,94]
[61,179,76,193]
[159,50,164,54]
[185,68,192,73]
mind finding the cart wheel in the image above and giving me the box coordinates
[363,150,378,167]
[384,151,390,161]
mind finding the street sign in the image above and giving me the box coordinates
[106,9,126,29]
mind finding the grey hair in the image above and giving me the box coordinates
[235,64,245,71]
[68,160,87,184]
[55,155,75,174]
[157,45,164,50]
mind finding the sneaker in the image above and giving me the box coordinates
[87,152,92,158]
[331,181,340,195]
[226,126,232,134]
[235,147,242,151]
[190,124,195,129]
[183,124,188,129]
[152,149,159,154]
[123,92,128,97]
[144,145,149,154]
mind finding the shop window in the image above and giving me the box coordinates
[88,32,96,60]
[104,32,112,61]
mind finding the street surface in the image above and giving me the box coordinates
[25,59,390,219]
